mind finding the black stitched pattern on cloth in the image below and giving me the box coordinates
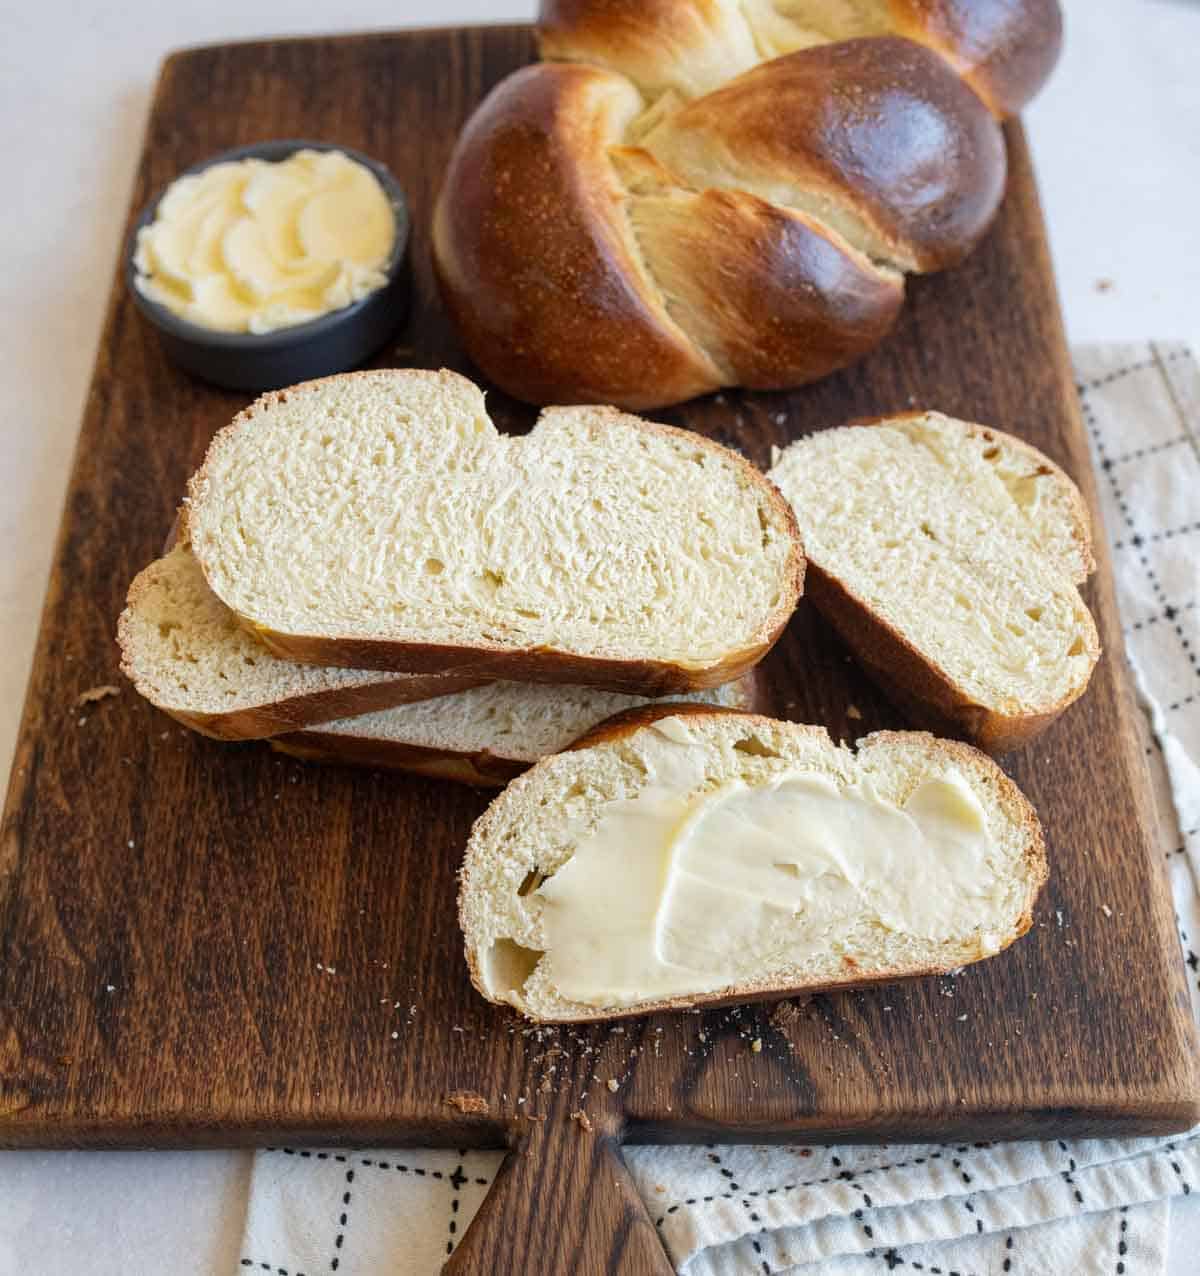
[1079,382,1200,689]
[446,1150,468,1257]
[655,1146,1002,1275]
[269,1148,348,1163]
[1114,520,1200,553]
[1125,599,1197,636]
[330,1166,354,1271]
[1102,434,1191,470]
[1165,1142,1194,1195]
[1074,346,1188,395]
[655,1151,948,1221]
[874,1249,978,1275]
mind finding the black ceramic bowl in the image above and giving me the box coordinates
[126,140,411,393]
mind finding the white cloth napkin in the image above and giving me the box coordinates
[233,342,1200,1276]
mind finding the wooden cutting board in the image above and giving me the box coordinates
[1,25,1197,1274]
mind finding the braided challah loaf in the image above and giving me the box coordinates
[433,0,1061,410]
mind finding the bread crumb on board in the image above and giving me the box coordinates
[606,1078,620,1092]
[571,1109,594,1133]
[768,999,807,1035]
[75,684,120,707]
[444,1090,490,1116]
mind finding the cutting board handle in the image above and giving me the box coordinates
[445,1113,673,1275]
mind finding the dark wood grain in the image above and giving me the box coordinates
[1,24,1197,1276]
[445,1108,673,1276]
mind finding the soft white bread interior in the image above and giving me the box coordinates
[186,369,803,694]
[272,674,758,785]
[459,707,1046,1023]
[884,413,1094,584]
[117,542,478,740]
[768,412,1099,753]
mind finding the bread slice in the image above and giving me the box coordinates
[185,369,804,695]
[768,412,1100,753]
[459,706,1046,1023]
[271,674,760,785]
[884,412,1094,584]
[118,542,480,740]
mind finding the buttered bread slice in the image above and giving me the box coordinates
[769,412,1099,752]
[185,369,804,695]
[273,673,759,784]
[459,707,1045,1022]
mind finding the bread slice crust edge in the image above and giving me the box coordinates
[271,675,766,784]
[805,563,1095,755]
[116,541,487,741]
[769,411,1101,754]
[186,370,806,695]
[459,705,1047,1023]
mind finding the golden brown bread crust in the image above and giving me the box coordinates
[891,0,1064,119]
[769,410,1099,754]
[271,733,529,786]
[273,675,764,785]
[432,63,720,410]
[627,186,904,388]
[646,37,1006,273]
[539,0,1062,117]
[563,698,748,751]
[460,708,1048,1023]
[804,562,1096,755]
[431,61,905,406]
[438,9,1026,407]
[116,541,488,741]
[539,0,756,99]
[190,386,805,695]
[138,671,485,743]
[432,47,981,405]
[245,626,781,694]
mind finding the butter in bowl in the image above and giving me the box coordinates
[126,140,410,391]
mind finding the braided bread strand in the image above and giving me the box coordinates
[434,0,1061,409]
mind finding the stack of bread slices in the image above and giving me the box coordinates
[119,368,802,779]
[119,368,1099,1021]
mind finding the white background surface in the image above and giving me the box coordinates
[1,1,1198,1272]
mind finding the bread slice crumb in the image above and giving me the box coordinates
[459,709,1045,1023]
[444,1090,490,1115]
[76,685,120,707]
[186,369,804,694]
[769,411,1099,752]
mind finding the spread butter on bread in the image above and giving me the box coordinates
[459,706,1046,1023]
